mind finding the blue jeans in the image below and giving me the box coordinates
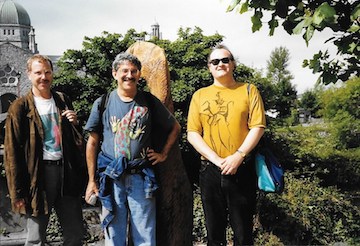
[103,173,156,246]
[199,160,257,246]
[25,164,84,246]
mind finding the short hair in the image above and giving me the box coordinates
[112,52,142,71]
[208,44,236,65]
[27,54,53,72]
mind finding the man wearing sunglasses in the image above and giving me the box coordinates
[187,44,266,245]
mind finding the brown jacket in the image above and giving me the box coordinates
[4,90,85,216]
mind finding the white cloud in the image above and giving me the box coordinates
[19,0,337,93]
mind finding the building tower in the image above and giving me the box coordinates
[0,0,37,52]
[151,22,161,39]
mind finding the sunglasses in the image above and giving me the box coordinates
[209,57,233,66]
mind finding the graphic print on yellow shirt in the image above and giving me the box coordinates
[110,106,148,159]
[188,83,266,158]
[202,91,237,154]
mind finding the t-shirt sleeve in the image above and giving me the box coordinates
[84,97,102,133]
[248,84,266,129]
[187,90,202,134]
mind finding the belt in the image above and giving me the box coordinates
[201,160,214,166]
[43,159,62,166]
[125,168,143,174]
[201,160,221,170]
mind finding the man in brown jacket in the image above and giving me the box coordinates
[4,54,84,245]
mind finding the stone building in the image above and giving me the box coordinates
[0,0,40,142]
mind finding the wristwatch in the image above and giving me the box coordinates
[236,150,246,158]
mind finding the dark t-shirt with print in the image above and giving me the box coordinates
[85,90,176,160]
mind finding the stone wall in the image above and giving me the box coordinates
[0,43,33,98]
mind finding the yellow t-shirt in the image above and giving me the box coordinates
[187,82,266,158]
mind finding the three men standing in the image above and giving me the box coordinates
[5,44,265,245]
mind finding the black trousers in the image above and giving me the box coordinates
[199,160,257,246]
[25,164,84,246]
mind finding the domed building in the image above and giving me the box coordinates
[0,0,37,51]
[0,0,39,141]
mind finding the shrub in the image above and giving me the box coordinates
[331,111,360,149]
[192,188,206,243]
[257,174,360,245]
[273,124,360,189]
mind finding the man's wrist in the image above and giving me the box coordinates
[235,149,247,158]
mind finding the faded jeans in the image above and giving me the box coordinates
[25,164,84,246]
[103,173,156,246]
[199,160,257,246]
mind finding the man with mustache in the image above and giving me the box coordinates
[84,52,181,245]
[4,54,84,245]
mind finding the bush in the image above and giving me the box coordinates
[257,174,360,245]
[331,111,360,149]
[192,188,206,243]
[273,124,360,189]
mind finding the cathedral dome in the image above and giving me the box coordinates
[0,0,31,26]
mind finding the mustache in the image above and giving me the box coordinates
[124,78,136,82]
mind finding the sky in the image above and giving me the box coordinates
[18,0,337,94]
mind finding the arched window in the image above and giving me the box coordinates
[0,93,17,113]
[0,65,20,87]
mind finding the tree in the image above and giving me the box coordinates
[298,89,321,118]
[267,46,293,84]
[226,0,360,85]
[266,46,297,118]
[319,77,360,148]
[53,30,143,123]
[153,27,224,150]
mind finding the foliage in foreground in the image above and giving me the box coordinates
[274,123,360,190]
[192,173,360,245]
[227,0,360,84]
[319,77,360,149]
[257,174,360,245]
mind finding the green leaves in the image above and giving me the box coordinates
[292,3,336,44]
[312,2,336,26]
[226,0,241,12]
[225,0,359,84]
[239,1,249,14]
[251,10,263,32]
[266,46,297,119]
[268,14,279,36]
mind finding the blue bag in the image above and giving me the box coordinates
[255,147,284,193]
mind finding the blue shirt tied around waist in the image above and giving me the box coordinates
[97,151,158,229]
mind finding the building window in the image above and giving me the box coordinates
[12,30,14,35]
[0,65,20,87]
[1,93,17,113]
